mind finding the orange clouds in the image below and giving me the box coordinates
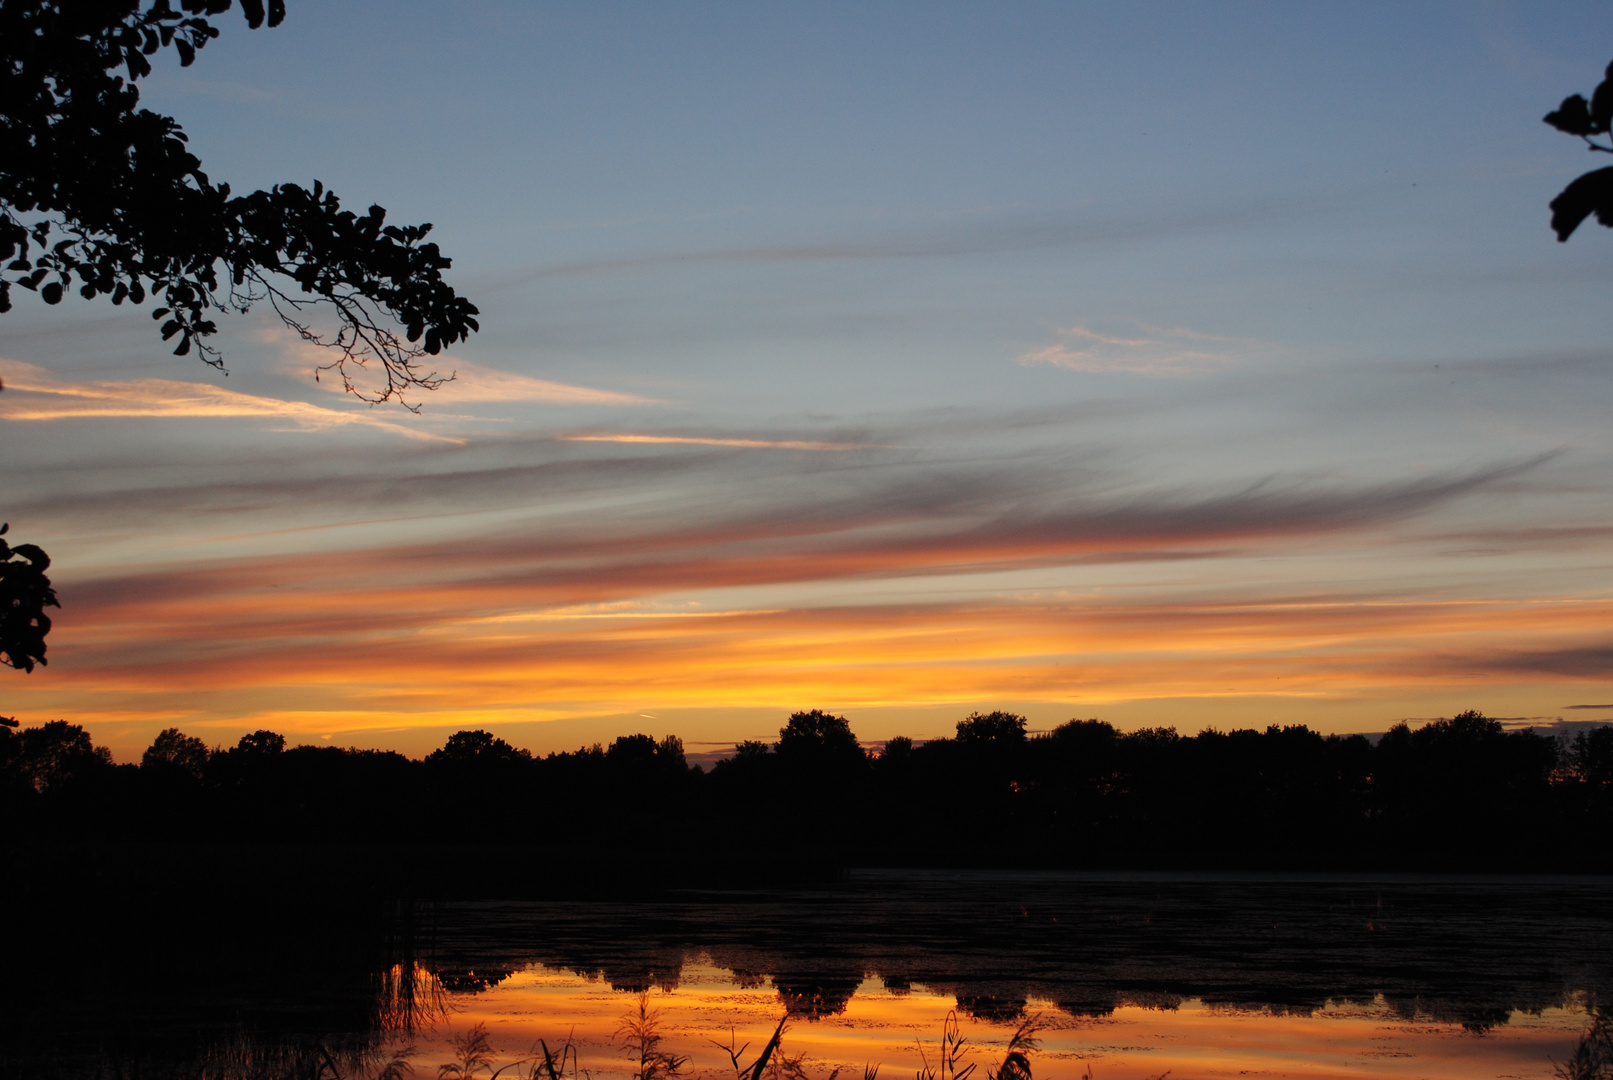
[2,371,1604,756]
[20,537,1613,749]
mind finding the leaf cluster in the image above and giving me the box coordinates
[0,522,58,675]
[1544,60,1613,241]
[0,0,478,405]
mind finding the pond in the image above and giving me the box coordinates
[5,870,1609,1079]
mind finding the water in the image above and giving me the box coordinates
[5,870,1609,1079]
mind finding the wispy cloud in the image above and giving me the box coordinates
[53,454,1546,625]
[268,334,660,408]
[502,190,1350,287]
[1019,323,1260,377]
[557,433,876,451]
[434,360,660,406]
[0,361,459,442]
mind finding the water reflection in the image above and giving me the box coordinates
[429,872,1613,1032]
[433,961,1593,1080]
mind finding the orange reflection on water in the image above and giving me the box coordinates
[417,961,1583,1080]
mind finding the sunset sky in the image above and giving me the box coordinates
[6,2,1613,761]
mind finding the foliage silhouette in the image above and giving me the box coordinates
[0,523,56,678]
[776,710,865,768]
[1545,59,1613,241]
[142,726,209,777]
[1,718,111,793]
[955,712,1027,745]
[236,728,285,754]
[0,0,479,405]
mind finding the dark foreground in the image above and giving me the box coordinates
[3,853,1610,1078]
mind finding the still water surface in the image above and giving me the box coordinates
[429,959,1588,1080]
[408,871,1610,1080]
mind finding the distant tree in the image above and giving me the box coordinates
[605,733,690,808]
[878,735,914,763]
[607,732,688,772]
[427,729,529,767]
[141,726,209,778]
[424,728,535,824]
[731,739,772,763]
[1372,710,1558,864]
[4,719,111,793]
[234,728,285,755]
[955,710,1028,744]
[0,523,57,681]
[776,709,864,767]
[1544,59,1613,241]
[1,0,479,405]
[1572,725,1613,789]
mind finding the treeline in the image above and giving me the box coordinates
[3,710,1610,871]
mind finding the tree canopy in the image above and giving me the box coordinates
[1,0,479,405]
[5,709,1610,872]
[1544,58,1613,241]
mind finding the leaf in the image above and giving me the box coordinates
[1594,75,1613,134]
[1549,166,1613,241]
[745,1015,789,1080]
[1544,96,1594,135]
[40,282,63,305]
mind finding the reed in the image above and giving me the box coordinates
[617,991,688,1080]
[1554,1010,1613,1080]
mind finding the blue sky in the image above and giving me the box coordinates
[5,2,1613,759]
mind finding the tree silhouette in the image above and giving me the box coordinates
[234,728,285,755]
[1544,59,1613,241]
[0,523,57,685]
[955,711,1027,745]
[776,710,864,768]
[142,726,209,778]
[1,0,479,406]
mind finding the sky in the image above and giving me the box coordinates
[6,2,1613,761]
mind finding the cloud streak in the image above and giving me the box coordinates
[267,336,661,408]
[501,190,1350,288]
[1019,323,1261,377]
[47,454,1548,641]
[0,361,460,442]
[557,433,879,451]
[19,585,1613,757]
